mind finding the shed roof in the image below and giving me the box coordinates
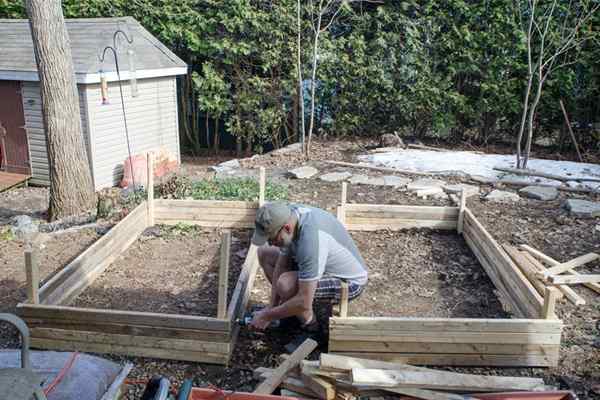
[0,17,187,83]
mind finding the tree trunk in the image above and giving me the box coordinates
[25,0,96,221]
[236,135,242,158]
[213,116,220,155]
[205,113,210,151]
[297,0,306,153]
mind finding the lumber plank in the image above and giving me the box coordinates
[503,244,558,298]
[548,274,600,285]
[464,210,543,318]
[542,287,560,319]
[147,152,154,226]
[538,253,599,278]
[462,228,525,317]
[329,340,560,355]
[329,317,563,333]
[16,303,230,331]
[154,211,256,222]
[23,318,231,341]
[345,220,457,231]
[155,219,255,229]
[227,245,259,320]
[329,331,560,345]
[457,189,466,234]
[41,203,148,305]
[282,377,320,398]
[345,204,458,218]
[254,338,318,394]
[346,210,458,221]
[30,327,230,353]
[350,368,546,392]
[339,282,349,318]
[331,352,559,367]
[154,199,259,209]
[301,372,336,400]
[259,167,266,207]
[520,251,586,305]
[319,354,430,373]
[38,202,147,303]
[520,245,599,296]
[25,249,39,304]
[218,231,231,319]
[30,337,229,364]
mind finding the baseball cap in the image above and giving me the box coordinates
[251,202,292,246]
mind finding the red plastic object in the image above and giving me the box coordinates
[120,154,147,189]
[189,388,303,400]
[396,391,576,400]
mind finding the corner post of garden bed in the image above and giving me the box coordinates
[218,230,232,320]
[259,167,266,207]
[24,247,39,304]
[147,152,154,226]
[542,286,560,319]
[337,182,347,225]
[457,188,466,234]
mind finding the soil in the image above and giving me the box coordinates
[348,230,508,318]
[0,138,598,399]
[71,226,251,317]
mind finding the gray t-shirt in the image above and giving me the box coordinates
[282,204,368,286]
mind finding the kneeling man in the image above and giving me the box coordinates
[249,202,368,340]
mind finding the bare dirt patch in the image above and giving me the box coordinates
[348,229,507,318]
[71,226,251,317]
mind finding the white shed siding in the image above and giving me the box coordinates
[85,76,179,189]
[21,82,92,186]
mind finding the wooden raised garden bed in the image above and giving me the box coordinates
[328,183,563,367]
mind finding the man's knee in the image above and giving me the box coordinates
[276,273,298,300]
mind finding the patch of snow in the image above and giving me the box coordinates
[359,150,600,189]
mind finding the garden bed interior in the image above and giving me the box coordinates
[17,175,563,367]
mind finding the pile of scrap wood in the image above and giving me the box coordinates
[503,244,600,308]
[253,342,567,400]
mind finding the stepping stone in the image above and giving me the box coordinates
[288,166,319,179]
[383,176,411,188]
[484,190,520,203]
[443,184,480,198]
[470,174,498,185]
[319,171,352,182]
[564,199,600,218]
[519,186,559,201]
[349,174,384,185]
[406,178,446,192]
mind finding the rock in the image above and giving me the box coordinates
[379,133,404,148]
[219,159,241,169]
[470,174,497,185]
[319,171,352,182]
[484,190,520,203]
[406,178,446,192]
[271,142,302,155]
[383,176,411,187]
[349,174,385,186]
[518,186,559,201]
[142,226,161,237]
[10,215,38,240]
[443,183,480,198]
[564,199,600,218]
[288,165,319,179]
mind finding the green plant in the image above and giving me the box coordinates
[0,227,15,241]
[156,175,193,199]
[191,178,288,202]
[161,222,201,238]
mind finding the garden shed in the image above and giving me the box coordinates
[0,17,186,189]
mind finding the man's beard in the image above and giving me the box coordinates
[280,230,293,248]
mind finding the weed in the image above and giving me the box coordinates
[0,227,15,241]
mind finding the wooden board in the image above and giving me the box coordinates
[345,220,457,231]
[39,202,148,305]
[155,219,255,229]
[345,205,459,220]
[0,171,29,192]
[329,341,559,355]
[330,352,559,367]
[463,209,543,318]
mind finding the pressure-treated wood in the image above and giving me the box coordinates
[520,251,586,305]
[503,244,558,299]
[254,338,318,394]
[259,167,266,206]
[218,231,231,319]
[457,189,466,234]
[350,368,546,392]
[147,152,154,226]
[154,199,259,228]
[542,287,560,319]
[25,248,39,304]
[301,371,336,400]
[339,281,349,318]
[520,244,600,295]
[337,182,347,224]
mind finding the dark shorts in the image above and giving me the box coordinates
[314,277,364,302]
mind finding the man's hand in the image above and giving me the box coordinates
[249,309,272,330]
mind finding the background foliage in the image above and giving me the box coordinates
[1,0,598,154]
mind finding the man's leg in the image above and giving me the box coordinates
[257,245,283,284]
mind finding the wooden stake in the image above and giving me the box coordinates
[25,248,39,304]
[538,253,599,279]
[218,231,231,319]
[542,287,560,319]
[559,99,584,163]
[339,281,349,318]
[259,167,266,206]
[457,189,466,234]
[337,182,348,224]
[254,338,318,394]
[147,152,154,226]
[549,274,600,285]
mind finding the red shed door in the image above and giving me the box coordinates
[0,81,31,174]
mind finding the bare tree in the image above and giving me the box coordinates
[25,0,96,220]
[297,0,306,153]
[514,0,598,169]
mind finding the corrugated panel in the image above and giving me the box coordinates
[21,82,92,186]
[86,76,180,189]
